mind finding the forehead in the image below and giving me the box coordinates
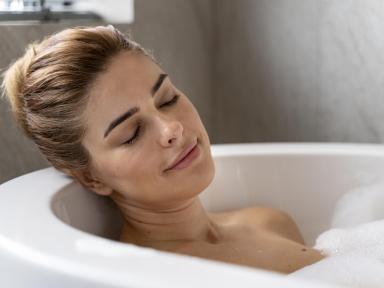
[83,51,162,140]
[89,51,161,105]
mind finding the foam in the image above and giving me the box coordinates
[331,183,384,229]
[287,183,384,287]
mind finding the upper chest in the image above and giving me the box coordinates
[175,223,323,274]
[175,207,325,273]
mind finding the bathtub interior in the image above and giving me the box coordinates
[51,146,384,246]
[52,181,124,241]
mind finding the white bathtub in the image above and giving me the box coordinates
[2,142,383,288]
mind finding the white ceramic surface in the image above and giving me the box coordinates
[2,142,382,287]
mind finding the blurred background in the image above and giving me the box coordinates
[1,0,384,183]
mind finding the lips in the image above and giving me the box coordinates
[164,140,198,171]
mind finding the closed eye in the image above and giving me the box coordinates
[121,94,180,146]
[122,124,141,146]
[159,94,179,108]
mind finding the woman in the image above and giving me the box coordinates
[0,24,325,274]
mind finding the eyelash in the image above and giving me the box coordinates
[122,94,180,146]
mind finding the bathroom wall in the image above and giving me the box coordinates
[2,0,384,183]
[0,0,214,183]
[214,0,384,143]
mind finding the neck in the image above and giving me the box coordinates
[111,194,222,247]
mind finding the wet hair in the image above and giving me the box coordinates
[1,25,155,176]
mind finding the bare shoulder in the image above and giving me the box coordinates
[236,206,306,244]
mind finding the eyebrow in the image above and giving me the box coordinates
[103,73,168,139]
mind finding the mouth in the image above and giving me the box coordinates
[164,139,200,172]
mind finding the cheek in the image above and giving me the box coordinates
[179,99,206,132]
[108,150,161,191]
[110,151,148,181]
[110,153,175,205]
[188,104,211,145]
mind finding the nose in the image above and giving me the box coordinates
[157,116,183,147]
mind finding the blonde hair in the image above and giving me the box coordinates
[1,25,155,175]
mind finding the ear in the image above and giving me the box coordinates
[70,169,113,196]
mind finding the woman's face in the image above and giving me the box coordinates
[80,51,215,210]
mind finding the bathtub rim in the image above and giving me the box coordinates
[211,142,384,157]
